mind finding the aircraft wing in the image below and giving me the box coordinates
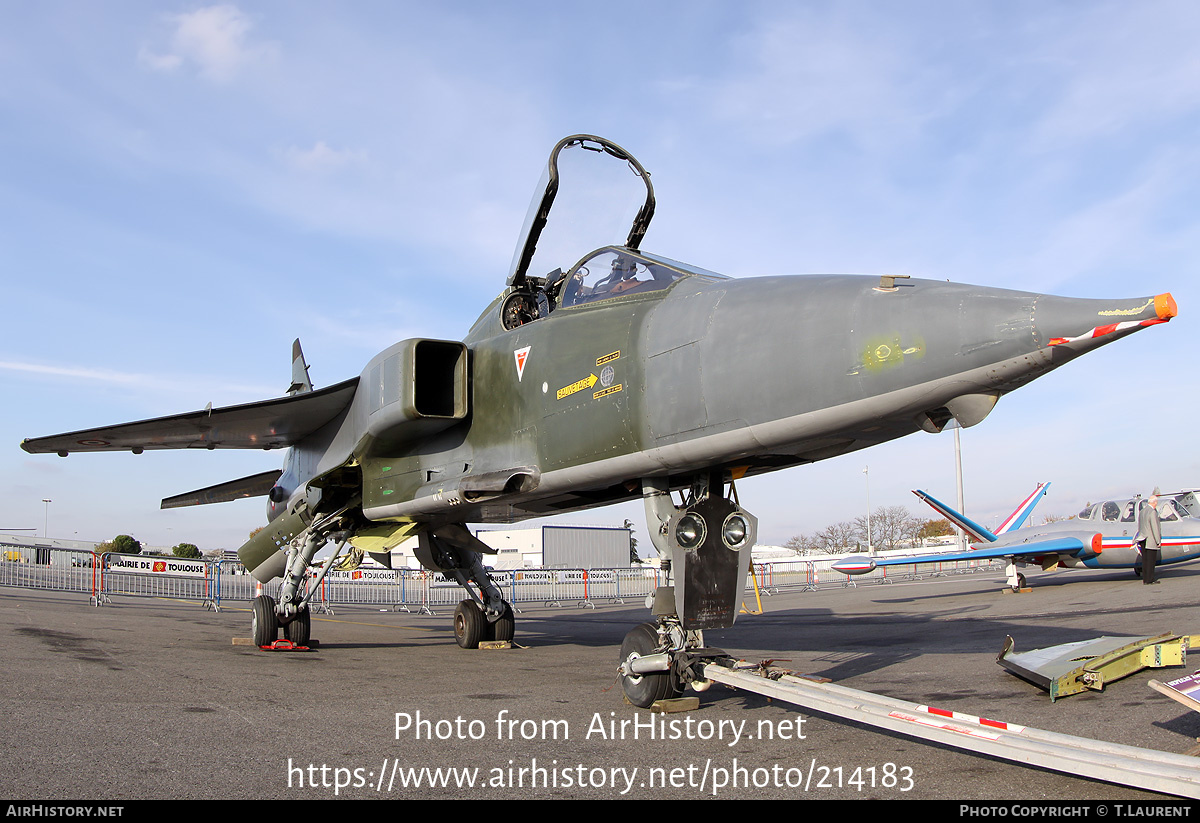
[832,535,1096,575]
[160,470,283,509]
[20,378,359,455]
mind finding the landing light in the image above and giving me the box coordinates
[722,513,750,550]
[675,513,706,550]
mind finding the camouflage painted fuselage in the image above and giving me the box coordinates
[347,254,1172,532]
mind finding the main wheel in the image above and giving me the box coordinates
[485,602,515,643]
[454,600,485,649]
[252,595,279,647]
[619,622,680,708]
[284,607,310,646]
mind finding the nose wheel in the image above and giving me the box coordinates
[619,622,681,708]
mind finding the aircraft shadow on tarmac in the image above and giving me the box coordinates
[678,575,1199,688]
[269,607,656,652]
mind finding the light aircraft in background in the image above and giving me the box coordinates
[20,134,1178,708]
[834,484,1200,590]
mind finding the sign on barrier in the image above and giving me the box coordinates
[106,555,208,576]
[1,549,1004,612]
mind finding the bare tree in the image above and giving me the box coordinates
[785,508,955,556]
[854,506,917,552]
[815,520,859,553]
[784,533,824,556]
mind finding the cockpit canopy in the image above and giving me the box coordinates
[493,135,726,332]
[1077,498,1189,522]
[507,135,655,293]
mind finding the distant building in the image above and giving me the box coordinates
[379,524,634,570]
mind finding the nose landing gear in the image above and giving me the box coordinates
[619,473,755,707]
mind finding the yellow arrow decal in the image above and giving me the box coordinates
[557,373,598,400]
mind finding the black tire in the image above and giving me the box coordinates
[1016,573,1027,589]
[454,600,485,649]
[252,595,278,647]
[619,622,680,709]
[284,607,310,646]
[485,602,515,643]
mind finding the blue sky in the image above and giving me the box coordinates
[3,2,1198,552]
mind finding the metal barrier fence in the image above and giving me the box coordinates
[752,556,1002,592]
[0,548,1001,611]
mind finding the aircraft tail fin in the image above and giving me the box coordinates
[288,338,313,395]
[994,482,1050,535]
[912,489,999,544]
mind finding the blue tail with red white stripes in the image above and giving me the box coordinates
[912,483,1050,545]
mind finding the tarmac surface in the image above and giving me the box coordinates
[2,563,1198,801]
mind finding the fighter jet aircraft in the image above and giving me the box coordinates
[20,134,1178,707]
[833,485,1200,590]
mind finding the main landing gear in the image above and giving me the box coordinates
[249,516,519,650]
[453,599,515,649]
[252,593,312,647]
[414,524,517,650]
[1002,558,1029,592]
[251,594,279,647]
[248,513,354,648]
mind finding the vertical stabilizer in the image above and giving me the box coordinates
[912,483,1050,545]
[288,339,313,395]
[912,488,1000,543]
[995,482,1050,535]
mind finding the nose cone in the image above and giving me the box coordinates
[1157,293,1179,319]
[1038,292,1176,349]
[682,276,1177,442]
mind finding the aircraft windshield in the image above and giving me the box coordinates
[560,249,684,308]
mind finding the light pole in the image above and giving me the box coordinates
[42,499,51,539]
[863,466,873,555]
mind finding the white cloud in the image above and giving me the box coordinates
[0,360,150,385]
[1027,2,1200,150]
[279,141,369,173]
[0,360,274,403]
[706,7,947,149]
[135,49,182,73]
[139,4,278,82]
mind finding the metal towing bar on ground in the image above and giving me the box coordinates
[700,661,1200,800]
